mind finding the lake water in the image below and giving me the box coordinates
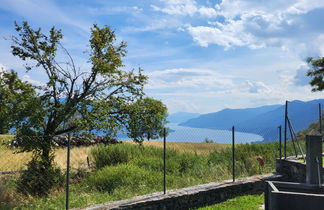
[119,123,263,144]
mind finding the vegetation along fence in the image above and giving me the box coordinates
[0,102,323,210]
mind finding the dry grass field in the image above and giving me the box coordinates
[0,135,94,171]
[0,146,94,171]
[0,135,229,171]
[125,140,230,154]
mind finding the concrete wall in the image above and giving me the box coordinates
[76,173,281,210]
[276,157,306,183]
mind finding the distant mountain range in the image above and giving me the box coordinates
[173,99,324,142]
[167,112,200,124]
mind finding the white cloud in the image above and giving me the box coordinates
[183,0,324,56]
[151,0,218,18]
[198,6,217,18]
[0,63,6,72]
[146,66,322,113]
[22,75,44,86]
[244,80,271,94]
[151,0,198,16]
[146,68,235,90]
[187,25,247,48]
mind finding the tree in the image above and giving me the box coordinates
[10,21,147,195]
[125,97,168,144]
[307,57,324,92]
[0,70,37,134]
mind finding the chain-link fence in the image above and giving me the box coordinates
[0,102,323,209]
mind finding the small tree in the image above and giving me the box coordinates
[126,97,168,144]
[10,21,147,195]
[307,57,324,92]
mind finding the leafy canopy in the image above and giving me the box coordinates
[10,21,147,147]
[0,69,38,134]
[307,57,324,92]
[125,97,168,144]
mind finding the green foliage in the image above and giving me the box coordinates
[3,141,288,209]
[0,70,38,134]
[9,21,147,196]
[88,164,158,193]
[199,193,264,210]
[307,57,324,92]
[10,20,147,145]
[208,141,301,177]
[90,145,130,169]
[17,156,64,197]
[125,97,168,144]
[204,138,214,143]
[134,157,180,174]
[297,116,323,138]
[0,177,20,209]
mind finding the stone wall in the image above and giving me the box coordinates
[276,157,306,183]
[76,173,281,210]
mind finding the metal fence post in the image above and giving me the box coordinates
[284,101,288,159]
[319,103,322,134]
[163,128,166,194]
[232,126,235,182]
[278,125,282,159]
[66,134,71,210]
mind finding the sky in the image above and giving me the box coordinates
[0,0,323,114]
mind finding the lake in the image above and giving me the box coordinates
[118,123,263,144]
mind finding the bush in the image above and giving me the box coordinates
[88,164,158,193]
[208,142,280,177]
[90,143,165,170]
[177,153,201,174]
[17,157,64,196]
[133,157,180,174]
[0,177,20,208]
[90,145,130,169]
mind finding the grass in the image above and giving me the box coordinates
[0,135,301,209]
[125,140,230,154]
[0,136,228,171]
[199,194,264,210]
[0,145,93,171]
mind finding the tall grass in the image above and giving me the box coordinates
[0,139,302,209]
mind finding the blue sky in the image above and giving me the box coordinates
[0,0,323,113]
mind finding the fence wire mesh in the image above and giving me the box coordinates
[0,102,323,209]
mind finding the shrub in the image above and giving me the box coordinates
[17,157,64,196]
[133,157,180,174]
[90,145,130,169]
[208,142,281,177]
[90,143,166,170]
[88,164,158,193]
[0,177,20,208]
[203,138,214,143]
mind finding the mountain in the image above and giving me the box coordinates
[180,104,281,129]
[167,112,200,124]
[180,99,324,142]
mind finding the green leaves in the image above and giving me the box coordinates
[7,21,154,196]
[9,21,148,139]
[0,70,39,134]
[89,24,126,75]
[125,98,168,144]
[307,57,324,92]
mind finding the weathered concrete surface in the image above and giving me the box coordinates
[265,181,324,210]
[276,157,306,183]
[306,132,323,185]
[75,173,281,210]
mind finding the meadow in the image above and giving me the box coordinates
[0,134,299,209]
[199,194,264,210]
